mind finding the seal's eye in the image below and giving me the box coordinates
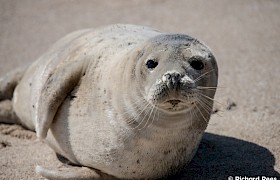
[189,58,204,70]
[146,59,158,69]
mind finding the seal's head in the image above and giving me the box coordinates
[134,34,218,114]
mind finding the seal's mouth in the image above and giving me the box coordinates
[165,99,182,106]
[147,76,198,112]
[158,99,193,112]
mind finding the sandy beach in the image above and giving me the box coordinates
[0,0,279,179]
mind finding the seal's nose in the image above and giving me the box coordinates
[162,71,181,89]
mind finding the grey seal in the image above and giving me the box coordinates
[0,24,218,179]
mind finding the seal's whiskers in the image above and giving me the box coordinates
[138,102,158,130]
[194,104,208,123]
[147,102,160,128]
[186,108,194,130]
[193,69,215,83]
[134,102,154,130]
[119,98,146,118]
[197,95,214,111]
[191,104,202,129]
[117,96,147,120]
[197,86,218,92]
[196,91,225,117]
[126,100,150,126]
[196,99,212,117]
[196,91,224,107]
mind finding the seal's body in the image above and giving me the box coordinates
[0,24,218,179]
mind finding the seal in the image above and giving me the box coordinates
[0,24,218,179]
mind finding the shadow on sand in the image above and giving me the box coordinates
[177,133,280,179]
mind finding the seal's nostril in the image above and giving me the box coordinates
[163,72,182,89]
[172,73,181,83]
[174,73,180,81]
[166,74,171,79]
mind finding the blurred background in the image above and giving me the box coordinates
[0,0,279,179]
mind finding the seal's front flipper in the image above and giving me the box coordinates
[35,60,89,139]
[0,66,27,124]
[0,66,28,100]
[0,100,19,124]
[36,165,100,180]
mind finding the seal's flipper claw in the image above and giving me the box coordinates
[36,165,100,180]
[35,60,88,139]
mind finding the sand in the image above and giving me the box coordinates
[0,0,279,179]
